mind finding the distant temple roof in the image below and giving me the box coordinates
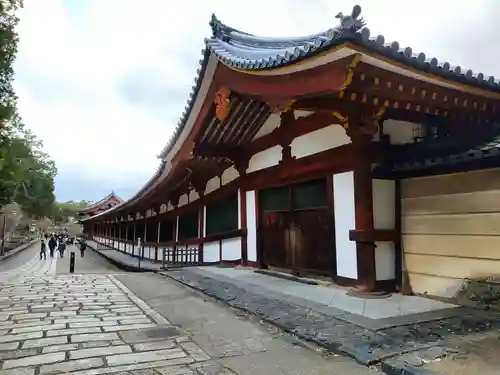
[78,191,123,214]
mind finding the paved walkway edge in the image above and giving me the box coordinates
[0,239,39,264]
[381,360,442,375]
[85,241,159,272]
[156,270,444,375]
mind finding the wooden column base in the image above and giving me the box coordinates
[347,288,392,299]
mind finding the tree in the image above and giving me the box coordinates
[0,0,25,207]
[13,130,57,218]
[0,0,56,217]
[52,200,90,224]
[0,0,23,125]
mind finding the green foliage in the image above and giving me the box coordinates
[52,200,90,224]
[0,0,57,218]
[0,0,23,125]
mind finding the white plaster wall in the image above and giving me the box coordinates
[372,179,396,280]
[159,204,167,214]
[204,242,220,262]
[222,238,242,260]
[252,113,280,140]
[205,176,220,195]
[290,124,350,159]
[189,189,200,203]
[373,179,396,229]
[247,145,282,173]
[383,120,416,145]
[333,172,358,279]
[221,166,239,185]
[375,242,396,280]
[246,191,258,262]
[167,203,174,211]
[178,194,189,207]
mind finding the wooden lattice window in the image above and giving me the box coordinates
[205,193,239,236]
[178,211,199,240]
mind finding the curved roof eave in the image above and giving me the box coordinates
[97,160,169,217]
[204,5,500,91]
[93,53,220,219]
[85,4,500,222]
[78,191,123,213]
[80,202,127,223]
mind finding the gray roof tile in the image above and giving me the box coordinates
[161,4,500,159]
[104,4,500,218]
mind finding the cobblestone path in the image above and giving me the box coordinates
[0,254,57,283]
[0,274,222,375]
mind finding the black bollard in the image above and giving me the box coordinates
[69,251,75,273]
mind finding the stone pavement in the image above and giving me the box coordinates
[56,244,121,274]
[116,273,378,375]
[160,267,500,374]
[0,273,227,374]
[0,249,57,283]
[0,240,39,264]
[0,242,378,375]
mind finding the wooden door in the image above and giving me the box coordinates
[259,185,291,269]
[259,178,335,275]
[290,178,333,275]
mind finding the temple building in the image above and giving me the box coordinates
[82,5,500,298]
[77,192,123,221]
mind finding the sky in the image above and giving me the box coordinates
[12,0,500,202]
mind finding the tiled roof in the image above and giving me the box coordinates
[101,4,500,219]
[79,191,122,213]
[207,5,500,88]
[160,4,500,159]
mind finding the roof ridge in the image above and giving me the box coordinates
[95,4,500,219]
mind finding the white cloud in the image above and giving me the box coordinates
[13,0,500,197]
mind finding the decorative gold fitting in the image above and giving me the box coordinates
[214,87,231,121]
[339,53,362,93]
[332,111,348,129]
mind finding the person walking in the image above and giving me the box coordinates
[48,236,57,258]
[58,240,66,258]
[80,241,87,258]
[40,240,47,260]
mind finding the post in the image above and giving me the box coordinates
[156,219,161,262]
[142,217,147,260]
[346,115,379,294]
[132,219,137,255]
[69,252,75,273]
[0,214,6,256]
[137,237,142,269]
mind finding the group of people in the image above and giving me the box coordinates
[39,232,87,260]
